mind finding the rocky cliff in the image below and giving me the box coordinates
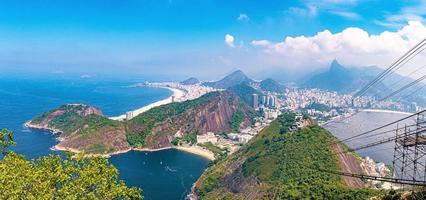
[126,91,253,149]
[27,104,130,155]
[28,91,254,155]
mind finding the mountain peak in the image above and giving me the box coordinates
[329,59,346,73]
[229,69,246,76]
[180,77,200,85]
[203,69,253,89]
[260,78,285,93]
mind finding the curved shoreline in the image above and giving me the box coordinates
[133,146,215,160]
[109,86,186,121]
[25,122,215,160]
[360,109,413,115]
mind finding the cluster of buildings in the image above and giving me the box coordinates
[252,93,277,109]
[141,82,219,102]
[281,88,424,122]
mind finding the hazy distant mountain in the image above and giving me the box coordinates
[204,70,253,89]
[259,78,285,93]
[304,60,389,94]
[180,77,200,85]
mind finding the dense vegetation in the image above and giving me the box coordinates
[200,142,228,160]
[32,104,120,137]
[0,129,143,200]
[195,113,383,199]
[125,92,219,147]
[259,78,285,93]
[229,107,245,131]
[228,83,262,106]
[52,113,121,136]
[304,102,331,112]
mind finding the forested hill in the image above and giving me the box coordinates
[28,91,255,154]
[193,113,383,199]
[126,91,254,149]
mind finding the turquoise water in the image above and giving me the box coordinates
[0,75,209,200]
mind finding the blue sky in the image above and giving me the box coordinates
[0,0,425,81]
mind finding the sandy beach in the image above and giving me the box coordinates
[109,86,186,121]
[51,144,132,158]
[174,145,215,160]
[134,145,215,160]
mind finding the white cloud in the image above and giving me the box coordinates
[329,11,361,20]
[237,13,249,22]
[250,21,426,73]
[251,40,271,47]
[225,34,235,48]
[377,1,426,27]
[288,5,317,17]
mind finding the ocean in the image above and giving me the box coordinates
[0,75,209,200]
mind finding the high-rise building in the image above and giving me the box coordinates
[126,111,134,120]
[261,95,267,105]
[267,95,276,108]
[252,94,259,109]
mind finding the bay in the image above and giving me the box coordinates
[0,76,209,200]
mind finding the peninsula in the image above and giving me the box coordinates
[26,91,254,158]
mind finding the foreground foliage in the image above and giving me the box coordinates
[0,153,143,200]
[0,129,143,200]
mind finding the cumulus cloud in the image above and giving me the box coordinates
[250,21,426,73]
[225,34,235,48]
[237,13,249,22]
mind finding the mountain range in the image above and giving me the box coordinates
[199,70,285,95]
[303,59,424,101]
[303,59,381,93]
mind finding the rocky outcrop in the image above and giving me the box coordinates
[127,91,253,149]
[29,92,254,155]
[27,104,129,155]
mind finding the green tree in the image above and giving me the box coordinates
[0,129,16,155]
[0,129,143,200]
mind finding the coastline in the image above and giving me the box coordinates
[51,144,132,158]
[26,116,215,160]
[360,109,413,115]
[109,86,186,121]
[51,145,215,160]
[134,146,215,160]
[174,145,215,160]
[24,121,62,135]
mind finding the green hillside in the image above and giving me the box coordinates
[28,104,129,155]
[125,91,218,147]
[194,113,382,199]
